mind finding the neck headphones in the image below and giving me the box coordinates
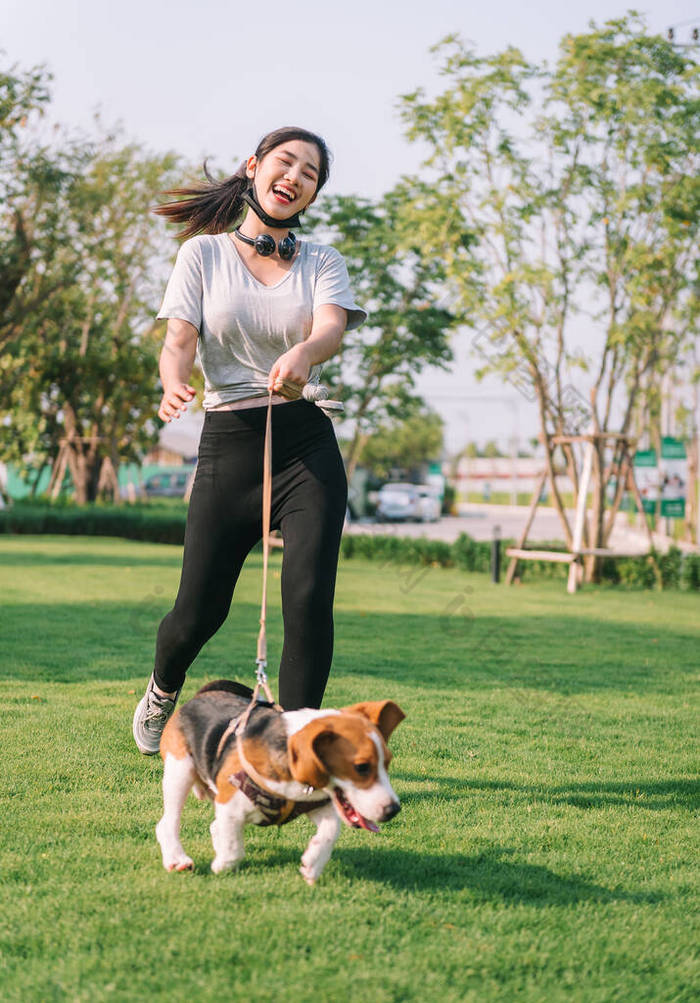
[234,228,297,261]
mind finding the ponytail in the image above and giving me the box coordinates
[153,126,332,241]
[153,160,249,239]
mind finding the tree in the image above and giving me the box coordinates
[357,408,444,480]
[399,15,699,578]
[305,191,456,479]
[0,63,181,502]
[0,58,70,350]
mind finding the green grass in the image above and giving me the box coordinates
[1,535,698,1002]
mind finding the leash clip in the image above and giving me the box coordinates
[255,658,269,692]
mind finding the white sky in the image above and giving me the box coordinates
[3,0,698,454]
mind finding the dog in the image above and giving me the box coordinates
[156,680,405,885]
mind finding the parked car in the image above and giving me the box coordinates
[416,485,442,522]
[143,470,192,498]
[375,482,441,523]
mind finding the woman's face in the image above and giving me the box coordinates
[246,139,321,221]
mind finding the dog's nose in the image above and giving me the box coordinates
[381,800,401,822]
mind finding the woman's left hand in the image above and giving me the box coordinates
[268,343,312,394]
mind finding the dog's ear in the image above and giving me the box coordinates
[288,719,338,789]
[342,701,406,742]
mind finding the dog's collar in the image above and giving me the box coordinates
[228,769,329,826]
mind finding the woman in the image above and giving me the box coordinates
[133,127,366,755]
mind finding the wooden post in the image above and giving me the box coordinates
[505,432,655,594]
[567,438,594,595]
[505,468,547,585]
[97,456,120,502]
[48,444,69,500]
[184,465,197,503]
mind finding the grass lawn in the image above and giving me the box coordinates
[0,535,698,1002]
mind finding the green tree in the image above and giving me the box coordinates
[399,15,698,578]
[306,191,455,479]
[358,408,444,480]
[0,58,72,349]
[0,67,180,502]
[482,440,503,459]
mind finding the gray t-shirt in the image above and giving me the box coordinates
[157,233,367,409]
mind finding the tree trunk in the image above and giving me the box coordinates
[345,428,370,484]
[65,441,88,505]
[533,386,573,549]
[585,439,607,583]
[685,431,698,545]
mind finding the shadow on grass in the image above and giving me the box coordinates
[1,599,697,694]
[396,772,700,813]
[229,843,663,906]
[0,549,184,569]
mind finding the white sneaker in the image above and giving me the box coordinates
[132,675,181,755]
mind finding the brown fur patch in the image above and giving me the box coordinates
[160,711,212,796]
[315,721,380,789]
[290,714,389,790]
[160,710,190,760]
[214,748,243,804]
[241,736,293,784]
[341,701,405,742]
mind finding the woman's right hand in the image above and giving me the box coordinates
[159,383,196,422]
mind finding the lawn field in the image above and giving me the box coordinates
[0,535,698,1002]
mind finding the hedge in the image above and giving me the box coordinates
[0,503,188,545]
[1,503,699,591]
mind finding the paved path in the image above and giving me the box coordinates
[346,502,688,554]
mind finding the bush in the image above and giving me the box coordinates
[680,553,700,591]
[2,502,699,591]
[341,533,455,568]
[0,503,187,545]
[616,555,660,590]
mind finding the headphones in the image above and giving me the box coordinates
[234,228,297,261]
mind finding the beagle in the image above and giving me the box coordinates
[156,681,405,885]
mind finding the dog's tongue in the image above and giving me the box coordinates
[356,815,380,833]
[334,789,379,833]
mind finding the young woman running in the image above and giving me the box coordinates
[133,127,365,754]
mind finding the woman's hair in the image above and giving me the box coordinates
[153,126,331,239]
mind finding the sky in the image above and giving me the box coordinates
[2,0,698,454]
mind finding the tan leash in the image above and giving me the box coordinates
[223,379,343,745]
[254,387,276,701]
[234,383,301,735]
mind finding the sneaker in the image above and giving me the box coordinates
[132,675,181,755]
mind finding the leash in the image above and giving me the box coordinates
[231,378,343,738]
[254,388,276,699]
[236,388,281,734]
[217,391,278,748]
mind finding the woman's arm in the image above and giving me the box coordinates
[158,318,198,421]
[268,304,347,393]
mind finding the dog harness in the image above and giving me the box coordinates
[227,768,329,827]
[179,682,330,827]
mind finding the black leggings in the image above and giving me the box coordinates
[153,400,347,710]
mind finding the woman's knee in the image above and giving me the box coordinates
[158,601,228,652]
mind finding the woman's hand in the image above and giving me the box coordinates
[158,319,198,421]
[268,343,312,395]
[159,382,196,422]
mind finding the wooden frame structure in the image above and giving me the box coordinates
[505,432,655,593]
[48,436,120,502]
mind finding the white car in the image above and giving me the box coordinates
[376,483,441,523]
[416,485,442,522]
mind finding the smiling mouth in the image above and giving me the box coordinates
[272,185,296,203]
[332,787,379,832]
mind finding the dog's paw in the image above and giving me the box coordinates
[164,853,194,872]
[211,856,241,875]
[299,864,318,886]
